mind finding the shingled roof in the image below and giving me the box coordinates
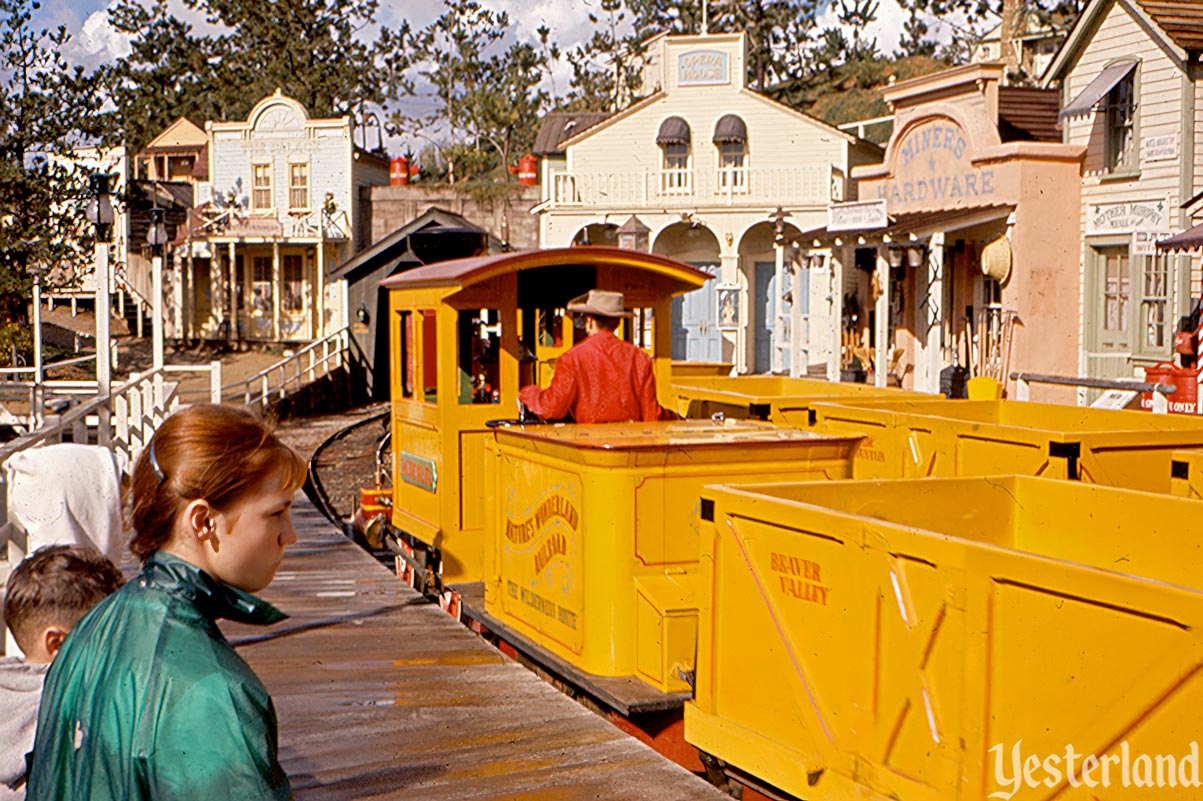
[1135,0,1203,52]
[532,112,611,156]
[998,87,1062,142]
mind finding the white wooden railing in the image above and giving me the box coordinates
[0,366,221,654]
[222,326,349,407]
[284,207,351,241]
[548,165,840,209]
[838,115,894,140]
[0,356,100,431]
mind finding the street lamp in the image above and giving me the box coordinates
[84,172,115,444]
[616,215,650,252]
[147,204,168,371]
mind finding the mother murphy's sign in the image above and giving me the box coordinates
[871,119,997,210]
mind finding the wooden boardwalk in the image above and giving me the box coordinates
[223,495,730,801]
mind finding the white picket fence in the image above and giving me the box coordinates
[0,330,350,652]
[0,364,223,654]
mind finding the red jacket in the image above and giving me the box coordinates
[519,330,666,423]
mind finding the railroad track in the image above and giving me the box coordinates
[302,405,390,529]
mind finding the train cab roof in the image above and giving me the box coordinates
[378,246,710,308]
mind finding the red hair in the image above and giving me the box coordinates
[129,404,306,560]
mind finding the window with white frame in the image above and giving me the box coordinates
[282,254,304,314]
[718,141,746,191]
[1139,253,1170,352]
[662,143,689,193]
[251,256,272,317]
[289,163,309,210]
[252,163,273,210]
[1104,70,1136,172]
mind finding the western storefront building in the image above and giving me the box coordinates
[804,63,1084,401]
[1044,0,1203,385]
[535,32,881,375]
[178,91,388,343]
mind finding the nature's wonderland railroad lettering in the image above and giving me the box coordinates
[505,493,579,545]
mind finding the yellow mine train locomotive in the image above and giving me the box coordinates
[375,246,1203,801]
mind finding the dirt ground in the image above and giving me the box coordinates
[38,322,305,403]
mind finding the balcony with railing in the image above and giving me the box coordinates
[548,165,841,209]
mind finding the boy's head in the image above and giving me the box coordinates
[4,545,124,664]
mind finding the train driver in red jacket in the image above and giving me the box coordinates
[518,290,671,424]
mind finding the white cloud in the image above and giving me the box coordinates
[74,9,132,61]
[815,0,908,55]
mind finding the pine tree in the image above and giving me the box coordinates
[390,0,551,183]
[564,0,646,112]
[106,0,407,153]
[0,0,107,364]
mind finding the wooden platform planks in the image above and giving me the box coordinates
[223,496,729,801]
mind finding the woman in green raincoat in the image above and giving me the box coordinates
[27,404,306,801]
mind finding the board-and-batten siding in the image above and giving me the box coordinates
[1063,0,1199,369]
[1196,82,1203,207]
[1066,2,1183,207]
[1063,0,1174,365]
[210,126,352,221]
[567,92,846,186]
[210,131,242,204]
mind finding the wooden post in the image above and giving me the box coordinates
[828,248,843,382]
[874,245,889,388]
[227,242,237,343]
[209,360,222,403]
[272,242,281,341]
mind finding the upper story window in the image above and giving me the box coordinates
[664,143,689,171]
[289,163,309,210]
[657,116,691,194]
[252,163,273,210]
[713,114,747,192]
[1060,60,1138,175]
[1104,71,1136,172]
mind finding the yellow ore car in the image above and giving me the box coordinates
[380,246,709,584]
[813,397,1203,491]
[689,475,1203,800]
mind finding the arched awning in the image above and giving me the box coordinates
[656,116,691,146]
[712,114,747,144]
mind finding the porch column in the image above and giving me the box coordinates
[272,241,281,341]
[720,253,741,372]
[227,241,237,342]
[874,245,889,388]
[211,244,222,337]
[922,232,946,394]
[316,241,326,338]
[186,245,194,339]
[172,250,183,341]
[773,239,785,374]
[827,247,843,382]
[790,256,804,377]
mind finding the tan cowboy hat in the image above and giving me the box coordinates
[566,289,635,318]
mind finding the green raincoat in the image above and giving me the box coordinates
[27,551,291,801]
